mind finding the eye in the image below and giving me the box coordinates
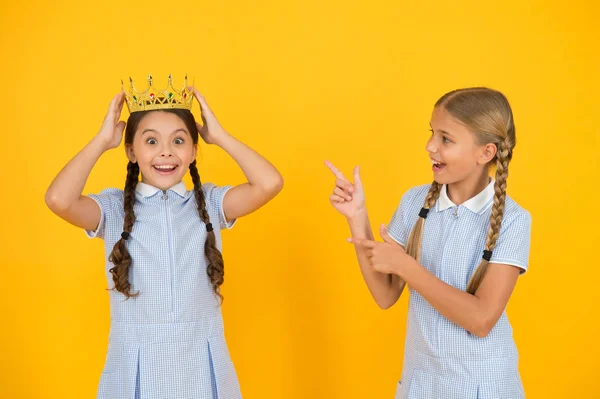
[443,137,452,143]
[174,137,184,145]
[146,138,157,145]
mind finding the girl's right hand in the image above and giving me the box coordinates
[325,160,366,219]
[96,92,126,150]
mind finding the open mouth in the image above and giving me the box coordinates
[153,164,178,175]
[431,159,447,172]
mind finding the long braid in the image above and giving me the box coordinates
[406,181,442,263]
[189,160,226,302]
[466,140,511,294]
[108,161,140,298]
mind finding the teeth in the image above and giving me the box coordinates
[155,165,176,170]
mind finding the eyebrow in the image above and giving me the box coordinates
[141,128,189,136]
[429,124,456,139]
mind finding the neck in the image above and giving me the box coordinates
[446,169,491,205]
[139,177,182,192]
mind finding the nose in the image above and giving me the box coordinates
[160,143,174,157]
[425,135,437,154]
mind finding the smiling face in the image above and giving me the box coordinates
[426,106,497,186]
[125,110,197,190]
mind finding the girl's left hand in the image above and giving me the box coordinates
[192,88,229,145]
[348,224,409,276]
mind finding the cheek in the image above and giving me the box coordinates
[444,144,468,160]
[438,146,456,162]
[135,148,153,161]
[447,147,480,170]
[179,146,196,160]
[132,146,158,167]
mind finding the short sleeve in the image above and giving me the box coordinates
[84,188,124,240]
[387,187,421,247]
[489,210,532,273]
[202,183,236,229]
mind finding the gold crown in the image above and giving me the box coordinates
[122,74,194,113]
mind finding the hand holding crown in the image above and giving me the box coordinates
[97,92,126,151]
[193,88,229,146]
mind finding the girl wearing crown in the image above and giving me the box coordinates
[45,76,283,399]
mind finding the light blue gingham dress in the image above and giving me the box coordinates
[387,180,532,399]
[86,181,242,399]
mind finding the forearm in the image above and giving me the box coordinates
[213,132,283,193]
[400,258,491,336]
[45,136,108,211]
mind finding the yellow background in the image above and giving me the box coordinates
[1,0,598,397]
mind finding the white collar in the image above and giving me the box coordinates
[437,179,495,214]
[135,181,187,198]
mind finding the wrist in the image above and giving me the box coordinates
[346,206,368,223]
[396,255,419,280]
[91,134,113,152]
[210,129,231,147]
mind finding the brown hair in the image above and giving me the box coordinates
[108,109,226,302]
[406,87,516,295]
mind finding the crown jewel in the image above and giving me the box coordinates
[122,74,194,113]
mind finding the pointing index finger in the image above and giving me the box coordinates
[325,160,350,183]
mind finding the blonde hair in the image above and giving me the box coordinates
[406,87,516,295]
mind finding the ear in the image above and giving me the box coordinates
[478,143,497,165]
[191,145,197,162]
[125,144,136,163]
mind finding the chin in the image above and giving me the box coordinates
[433,173,461,186]
[143,174,184,190]
[433,175,449,185]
